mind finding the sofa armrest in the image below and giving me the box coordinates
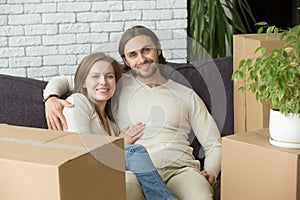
[0,74,48,128]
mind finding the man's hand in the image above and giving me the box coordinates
[119,122,145,144]
[201,170,217,189]
[45,96,73,131]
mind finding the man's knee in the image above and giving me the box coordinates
[169,180,213,200]
[167,168,214,200]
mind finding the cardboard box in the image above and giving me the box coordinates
[221,129,300,200]
[233,34,285,133]
[0,124,125,200]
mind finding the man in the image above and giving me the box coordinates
[44,25,221,200]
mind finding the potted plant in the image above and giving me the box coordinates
[232,22,300,148]
[188,0,256,60]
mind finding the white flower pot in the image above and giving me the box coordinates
[269,109,300,148]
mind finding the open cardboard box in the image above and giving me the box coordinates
[0,124,125,200]
[233,34,285,134]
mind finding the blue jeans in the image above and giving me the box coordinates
[124,144,178,200]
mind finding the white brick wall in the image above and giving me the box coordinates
[0,0,187,80]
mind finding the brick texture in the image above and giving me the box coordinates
[0,0,187,79]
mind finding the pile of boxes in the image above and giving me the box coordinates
[221,34,300,200]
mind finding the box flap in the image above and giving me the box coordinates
[0,124,69,142]
[0,124,124,166]
[223,129,300,155]
[0,141,86,166]
[234,33,281,42]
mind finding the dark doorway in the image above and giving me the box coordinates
[246,0,300,31]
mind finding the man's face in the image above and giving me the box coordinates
[123,35,162,79]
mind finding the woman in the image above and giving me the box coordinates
[63,52,177,200]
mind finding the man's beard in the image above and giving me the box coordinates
[131,61,159,79]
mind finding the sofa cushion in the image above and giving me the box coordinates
[165,56,233,137]
[0,74,48,128]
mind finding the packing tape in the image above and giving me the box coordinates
[0,136,86,151]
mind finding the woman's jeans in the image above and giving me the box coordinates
[124,144,178,200]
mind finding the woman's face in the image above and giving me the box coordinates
[83,60,116,103]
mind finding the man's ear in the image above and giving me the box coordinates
[123,57,130,67]
[156,42,162,56]
[157,49,162,56]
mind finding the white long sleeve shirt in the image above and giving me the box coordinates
[63,93,119,136]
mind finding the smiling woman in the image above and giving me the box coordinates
[60,51,178,200]
[63,52,122,134]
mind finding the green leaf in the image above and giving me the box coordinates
[234,0,256,30]
[239,59,246,68]
[239,86,246,93]
[254,46,265,54]
[280,31,288,40]
[264,91,270,99]
[290,62,298,67]
[278,89,284,100]
[257,27,264,34]
[286,35,296,44]
[231,71,240,81]
[265,26,277,37]
[294,42,300,57]
[255,21,268,26]
[284,47,293,53]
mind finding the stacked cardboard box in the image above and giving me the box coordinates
[221,129,300,200]
[0,124,125,200]
[233,34,285,133]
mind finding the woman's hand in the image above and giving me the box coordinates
[201,170,217,189]
[119,122,145,144]
[45,96,73,131]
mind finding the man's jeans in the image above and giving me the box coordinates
[124,144,178,200]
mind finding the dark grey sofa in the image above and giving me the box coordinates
[0,56,233,200]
